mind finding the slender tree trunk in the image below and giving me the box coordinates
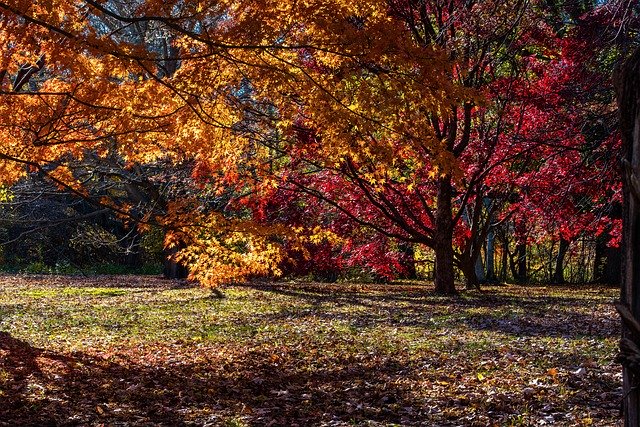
[433,176,456,294]
[500,236,508,282]
[615,46,640,427]
[475,254,485,283]
[486,227,496,282]
[552,238,570,284]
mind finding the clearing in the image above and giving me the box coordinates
[0,275,621,426]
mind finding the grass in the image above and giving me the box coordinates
[0,275,622,426]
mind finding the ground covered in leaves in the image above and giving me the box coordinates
[0,275,622,426]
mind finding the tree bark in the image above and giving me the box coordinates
[459,256,480,290]
[485,227,496,282]
[433,176,456,294]
[500,235,508,282]
[552,238,570,284]
[515,243,527,283]
[598,202,622,285]
[475,253,485,284]
[434,238,456,294]
[595,228,622,285]
[615,46,640,427]
[163,241,188,279]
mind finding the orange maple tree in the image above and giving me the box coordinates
[0,0,467,287]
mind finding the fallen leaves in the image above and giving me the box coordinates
[0,276,623,426]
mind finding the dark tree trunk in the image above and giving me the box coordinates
[433,238,456,294]
[615,46,640,427]
[433,176,456,295]
[460,256,480,290]
[163,242,188,279]
[500,236,508,282]
[595,230,622,285]
[552,238,570,284]
[485,227,496,282]
[512,243,527,283]
[398,241,418,280]
[596,202,622,286]
[475,253,485,284]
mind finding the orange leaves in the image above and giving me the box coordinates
[0,0,472,286]
[159,197,348,288]
[160,200,287,287]
[0,161,24,185]
[47,165,87,195]
[0,0,461,178]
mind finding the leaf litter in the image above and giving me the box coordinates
[0,275,622,426]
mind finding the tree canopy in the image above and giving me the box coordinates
[0,0,626,292]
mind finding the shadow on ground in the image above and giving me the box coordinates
[0,332,429,426]
[237,282,620,340]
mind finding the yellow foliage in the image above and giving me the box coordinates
[0,186,13,202]
[0,0,473,286]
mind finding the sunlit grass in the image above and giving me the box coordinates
[0,276,622,426]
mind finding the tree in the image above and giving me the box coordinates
[0,0,625,295]
[616,45,640,427]
[260,0,623,292]
[0,0,464,288]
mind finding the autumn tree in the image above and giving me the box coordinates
[0,0,625,296]
[239,0,622,293]
[0,0,467,288]
[224,0,538,292]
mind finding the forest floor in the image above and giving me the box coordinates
[0,275,622,426]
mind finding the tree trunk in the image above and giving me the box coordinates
[500,236,508,282]
[475,253,485,284]
[486,227,496,282]
[434,238,456,294]
[615,46,640,427]
[460,256,480,290]
[595,230,622,285]
[595,202,622,286]
[433,176,456,295]
[398,241,418,280]
[514,243,527,283]
[552,238,570,284]
[163,242,188,279]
